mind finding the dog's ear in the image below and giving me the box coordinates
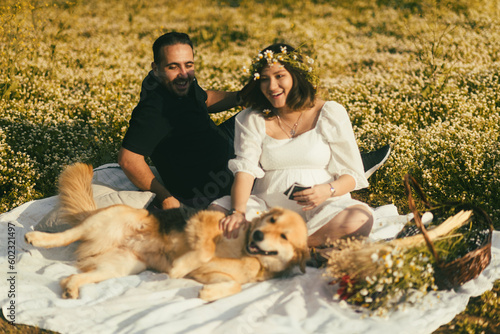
[295,247,310,273]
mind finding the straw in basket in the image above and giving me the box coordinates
[403,174,493,290]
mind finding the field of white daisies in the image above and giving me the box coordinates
[1,0,499,332]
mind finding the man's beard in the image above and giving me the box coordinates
[167,77,193,97]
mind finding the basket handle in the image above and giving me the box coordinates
[403,174,442,265]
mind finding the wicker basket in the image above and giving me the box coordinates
[403,174,493,290]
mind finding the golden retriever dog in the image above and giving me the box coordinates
[25,163,309,302]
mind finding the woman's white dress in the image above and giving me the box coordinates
[212,101,371,236]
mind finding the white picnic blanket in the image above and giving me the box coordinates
[1,164,499,334]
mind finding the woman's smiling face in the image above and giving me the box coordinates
[259,63,294,111]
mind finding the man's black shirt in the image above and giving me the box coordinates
[122,71,233,207]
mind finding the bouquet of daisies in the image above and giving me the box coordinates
[325,175,492,316]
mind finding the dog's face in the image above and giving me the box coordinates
[245,207,309,274]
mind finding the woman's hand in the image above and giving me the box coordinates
[219,211,249,239]
[294,175,356,211]
[293,184,332,211]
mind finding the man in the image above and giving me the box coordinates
[119,32,390,210]
[119,32,238,210]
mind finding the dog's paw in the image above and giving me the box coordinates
[198,286,220,302]
[61,288,79,299]
[198,282,241,302]
[60,275,79,299]
[168,265,190,279]
[24,231,45,247]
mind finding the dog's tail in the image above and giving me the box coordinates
[57,163,97,225]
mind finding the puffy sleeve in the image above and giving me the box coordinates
[228,108,266,178]
[317,101,369,190]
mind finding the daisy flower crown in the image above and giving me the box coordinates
[242,46,320,90]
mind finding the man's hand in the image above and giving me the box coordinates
[161,196,181,209]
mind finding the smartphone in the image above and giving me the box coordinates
[283,183,311,200]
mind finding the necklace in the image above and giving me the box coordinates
[275,111,304,138]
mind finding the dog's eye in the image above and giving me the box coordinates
[270,217,276,223]
[280,233,287,240]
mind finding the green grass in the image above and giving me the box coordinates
[1,0,499,332]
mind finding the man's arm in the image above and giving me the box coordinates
[118,147,181,209]
[206,90,240,113]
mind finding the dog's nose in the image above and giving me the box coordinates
[252,230,264,242]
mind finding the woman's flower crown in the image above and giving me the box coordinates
[242,46,319,89]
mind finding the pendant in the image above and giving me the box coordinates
[290,129,296,137]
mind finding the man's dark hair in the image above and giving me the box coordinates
[153,32,193,64]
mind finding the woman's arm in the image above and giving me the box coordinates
[218,172,255,238]
[320,102,369,190]
[218,109,264,238]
